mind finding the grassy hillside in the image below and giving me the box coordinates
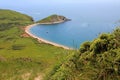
[0,10,70,80]
[0,9,34,31]
[1,9,120,80]
[37,14,67,23]
[46,27,120,80]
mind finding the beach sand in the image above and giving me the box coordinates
[25,24,73,50]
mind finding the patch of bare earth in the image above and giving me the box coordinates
[21,33,30,37]
[21,72,31,80]
[0,55,6,61]
[34,74,43,80]
[19,26,30,38]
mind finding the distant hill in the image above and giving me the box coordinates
[37,14,70,24]
[0,9,34,30]
[46,27,120,80]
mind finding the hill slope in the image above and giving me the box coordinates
[37,14,69,24]
[0,9,69,80]
[46,27,120,80]
[0,9,34,30]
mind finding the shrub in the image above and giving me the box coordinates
[79,41,91,53]
[90,39,108,53]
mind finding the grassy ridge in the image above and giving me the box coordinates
[46,27,120,80]
[0,9,70,80]
[0,9,34,31]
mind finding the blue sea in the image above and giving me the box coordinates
[1,0,120,48]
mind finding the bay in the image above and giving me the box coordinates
[29,3,120,48]
[1,1,120,48]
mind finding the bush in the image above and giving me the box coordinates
[113,27,120,46]
[90,39,108,53]
[80,41,91,53]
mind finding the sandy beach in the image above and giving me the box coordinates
[39,20,65,24]
[25,24,73,50]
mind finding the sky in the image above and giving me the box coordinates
[0,0,120,15]
[0,0,120,6]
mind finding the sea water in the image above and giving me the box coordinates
[29,3,120,48]
[1,1,120,48]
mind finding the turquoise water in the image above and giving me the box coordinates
[28,3,120,48]
[30,21,117,49]
[1,0,120,48]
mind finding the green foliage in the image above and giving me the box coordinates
[113,27,120,46]
[80,41,91,53]
[90,39,108,53]
[90,33,118,54]
[47,27,120,80]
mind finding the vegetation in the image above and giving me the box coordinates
[0,9,70,80]
[0,9,34,31]
[37,14,68,24]
[46,27,120,80]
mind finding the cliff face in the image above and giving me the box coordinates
[37,14,70,24]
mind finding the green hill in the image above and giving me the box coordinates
[0,9,34,30]
[0,10,69,80]
[46,27,120,80]
[37,14,69,24]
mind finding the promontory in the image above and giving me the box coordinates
[37,14,70,24]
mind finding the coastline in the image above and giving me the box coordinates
[25,24,73,50]
[38,20,66,25]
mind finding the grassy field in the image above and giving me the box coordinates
[0,9,73,80]
[0,26,71,80]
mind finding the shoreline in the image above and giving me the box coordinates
[38,20,65,25]
[25,24,73,50]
